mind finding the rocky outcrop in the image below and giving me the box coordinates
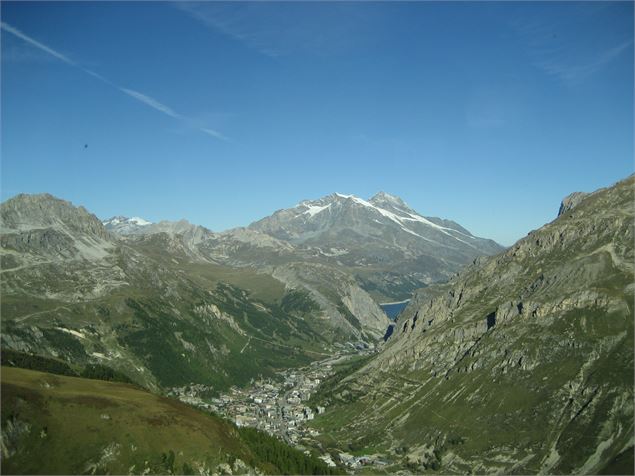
[340,282,391,340]
[558,191,589,216]
[1,194,114,262]
[1,194,109,239]
[271,262,390,341]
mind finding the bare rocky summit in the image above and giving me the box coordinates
[558,191,590,217]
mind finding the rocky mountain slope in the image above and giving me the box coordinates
[137,229,390,342]
[309,175,634,474]
[250,191,499,257]
[106,192,503,303]
[248,191,504,300]
[0,194,353,393]
[98,191,503,341]
[109,224,389,341]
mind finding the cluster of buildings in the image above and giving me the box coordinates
[208,363,332,444]
[168,344,387,471]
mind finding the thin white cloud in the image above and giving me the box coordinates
[175,2,380,59]
[1,21,75,65]
[120,88,181,119]
[175,2,283,58]
[1,21,228,141]
[2,43,58,64]
[537,39,633,82]
[82,67,116,86]
[201,127,231,142]
[512,9,633,85]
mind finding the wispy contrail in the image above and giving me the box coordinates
[201,127,230,142]
[1,21,75,65]
[120,88,181,119]
[1,21,228,141]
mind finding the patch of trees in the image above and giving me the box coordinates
[1,349,77,376]
[280,289,319,315]
[238,427,336,475]
[1,350,134,385]
[80,363,133,384]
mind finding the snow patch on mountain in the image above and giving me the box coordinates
[103,216,152,235]
[324,193,484,249]
[328,193,467,245]
[129,217,152,226]
[303,203,331,217]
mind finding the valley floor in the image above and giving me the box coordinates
[167,345,388,471]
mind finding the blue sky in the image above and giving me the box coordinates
[1,1,633,245]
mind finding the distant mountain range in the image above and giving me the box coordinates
[103,191,504,302]
[0,193,342,392]
[250,191,500,257]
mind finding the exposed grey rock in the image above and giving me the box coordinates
[1,417,31,459]
[271,262,390,340]
[558,191,589,216]
[2,194,108,238]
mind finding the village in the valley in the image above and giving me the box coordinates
[168,342,390,471]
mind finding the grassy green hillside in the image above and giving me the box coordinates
[1,367,334,475]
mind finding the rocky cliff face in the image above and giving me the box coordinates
[271,262,389,341]
[1,194,114,262]
[558,191,590,217]
[310,175,634,474]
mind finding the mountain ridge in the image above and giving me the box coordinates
[97,191,504,302]
[307,174,634,474]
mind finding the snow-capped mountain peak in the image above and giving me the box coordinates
[370,191,404,205]
[103,215,152,235]
[129,216,152,226]
[249,191,503,260]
